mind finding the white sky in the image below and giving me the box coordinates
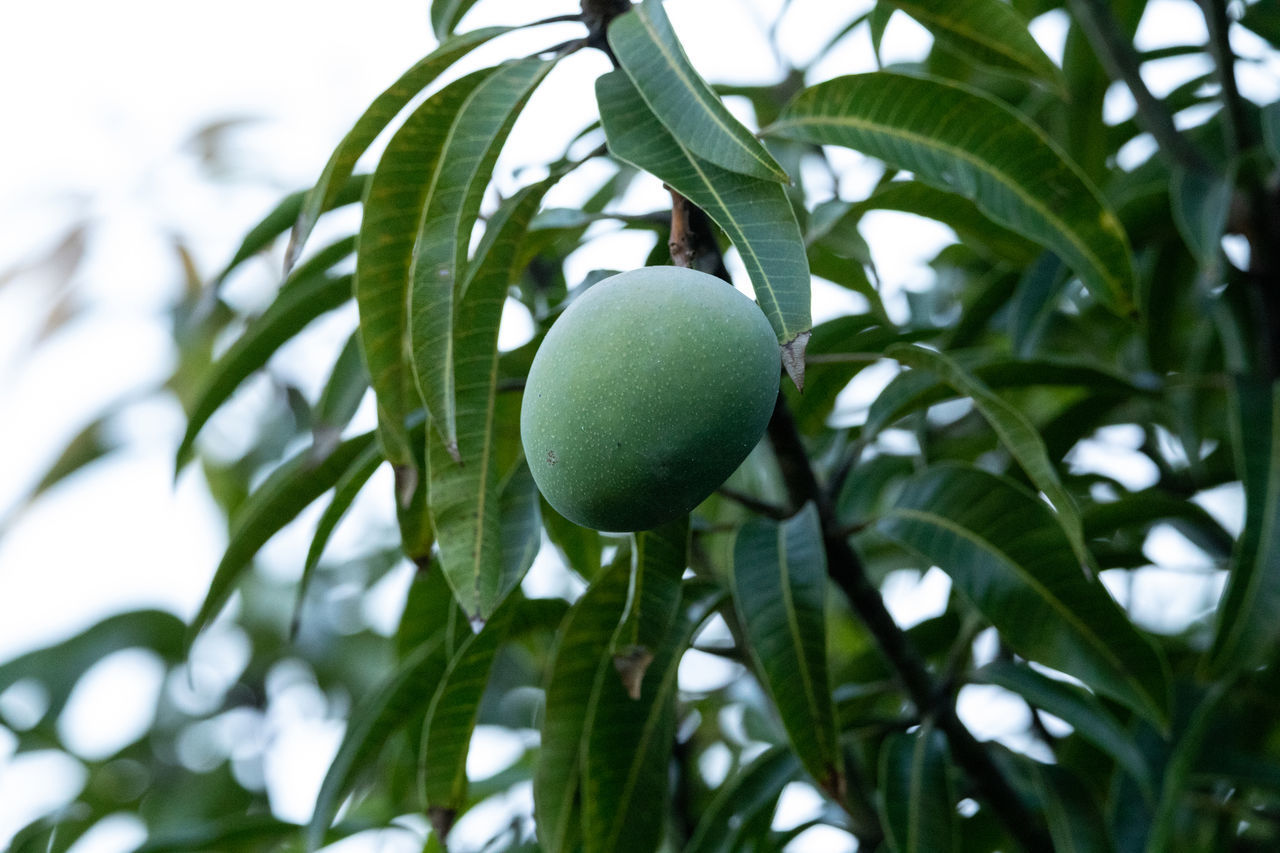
[0,0,1273,850]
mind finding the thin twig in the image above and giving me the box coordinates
[1198,0,1252,158]
[1067,0,1215,175]
[668,188,697,268]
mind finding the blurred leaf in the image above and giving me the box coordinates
[685,745,800,853]
[884,344,1092,571]
[27,408,123,502]
[1264,101,1280,165]
[609,0,787,182]
[612,516,689,699]
[884,0,1065,90]
[430,0,485,40]
[1028,761,1113,853]
[177,235,357,471]
[294,440,386,635]
[877,463,1171,726]
[428,172,559,619]
[1008,253,1066,357]
[0,610,184,724]
[976,659,1154,798]
[1240,2,1280,48]
[287,27,507,269]
[497,457,543,593]
[1146,684,1229,853]
[410,56,554,459]
[1170,166,1232,270]
[768,72,1137,316]
[355,69,495,468]
[879,724,957,853]
[313,330,371,450]
[218,175,366,286]
[1209,377,1280,673]
[541,497,603,578]
[189,429,377,644]
[732,503,845,799]
[535,550,632,853]
[136,814,317,853]
[596,69,811,378]
[308,570,467,851]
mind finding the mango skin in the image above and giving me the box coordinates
[520,266,780,532]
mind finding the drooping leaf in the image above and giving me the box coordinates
[410,56,555,458]
[287,27,507,268]
[581,581,722,853]
[596,69,811,383]
[430,0,485,40]
[177,237,357,471]
[768,72,1137,316]
[189,429,377,643]
[535,550,632,853]
[878,725,958,853]
[307,570,467,852]
[356,69,495,467]
[1209,378,1280,673]
[977,659,1154,798]
[883,343,1092,572]
[1145,685,1229,853]
[1026,760,1113,853]
[1170,165,1232,270]
[541,497,603,578]
[312,330,371,452]
[884,0,1065,90]
[428,173,560,619]
[608,0,788,182]
[731,503,845,799]
[217,175,366,286]
[685,745,801,853]
[612,516,689,699]
[293,440,386,635]
[877,463,1170,725]
[420,598,516,820]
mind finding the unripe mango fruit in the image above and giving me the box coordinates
[520,266,780,531]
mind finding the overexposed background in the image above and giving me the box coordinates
[1,0,1274,850]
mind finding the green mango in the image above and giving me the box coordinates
[521,266,780,531]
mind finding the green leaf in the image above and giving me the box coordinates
[582,580,722,853]
[976,659,1154,799]
[293,440,386,636]
[177,237,357,471]
[430,0,485,40]
[189,429,378,644]
[768,72,1137,316]
[217,175,366,286]
[608,0,788,182]
[884,0,1065,90]
[313,330,371,447]
[878,725,957,853]
[731,503,845,799]
[1170,166,1232,270]
[541,497,603,578]
[1146,685,1229,853]
[596,69,811,381]
[612,516,689,699]
[356,69,495,467]
[420,599,515,817]
[1209,378,1280,673]
[286,27,507,269]
[877,463,1171,726]
[685,745,800,853]
[428,174,559,619]
[410,56,555,458]
[1028,761,1113,853]
[1263,101,1280,166]
[884,344,1092,571]
[307,570,467,852]
[535,551,633,853]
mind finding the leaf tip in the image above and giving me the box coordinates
[781,330,811,391]
[612,645,655,700]
[428,806,457,845]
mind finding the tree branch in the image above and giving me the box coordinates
[766,395,1052,851]
[1067,0,1215,175]
[1199,0,1251,159]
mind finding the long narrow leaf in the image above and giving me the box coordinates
[877,463,1171,726]
[884,343,1092,573]
[685,746,800,853]
[608,0,788,182]
[879,725,957,853]
[596,69,811,384]
[1209,378,1280,673]
[768,72,1137,316]
[286,27,507,269]
[731,503,845,799]
[355,69,494,467]
[189,429,377,643]
[885,0,1065,90]
[410,57,554,458]
[428,174,560,619]
[613,516,689,699]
